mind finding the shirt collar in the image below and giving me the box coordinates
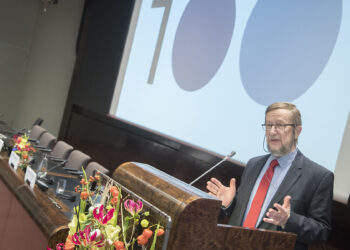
[270,148,298,169]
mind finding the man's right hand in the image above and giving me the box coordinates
[206,178,236,207]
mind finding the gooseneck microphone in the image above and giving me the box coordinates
[189,150,236,186]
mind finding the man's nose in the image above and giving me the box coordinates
[269,125,278,134]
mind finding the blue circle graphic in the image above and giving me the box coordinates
[172,0,236,91]
[240,0,342,105]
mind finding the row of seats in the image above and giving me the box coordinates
[29,125,109,177]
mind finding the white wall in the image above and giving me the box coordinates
[14,0,85,136]
[0,0,38,126]
[0,0,85,136]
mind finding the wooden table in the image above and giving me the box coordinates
[0,154,70,249]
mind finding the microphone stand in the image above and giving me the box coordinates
[189,151,236,186]
[47,160,68,172]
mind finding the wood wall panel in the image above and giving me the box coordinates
[64,105,245,192]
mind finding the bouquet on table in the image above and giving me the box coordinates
[48,170,165,250]
[12,134,36,170]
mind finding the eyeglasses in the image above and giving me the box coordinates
[262,123,296,132]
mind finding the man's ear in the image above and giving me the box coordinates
[295,125,302,139]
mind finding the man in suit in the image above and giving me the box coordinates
[207,102,333,250]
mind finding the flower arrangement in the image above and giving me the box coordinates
[12,134,36,170]
[48,170,165,250]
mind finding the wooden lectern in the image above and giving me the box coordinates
[113,162,297,250]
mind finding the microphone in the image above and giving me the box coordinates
[189,150,236,186]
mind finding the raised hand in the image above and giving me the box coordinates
[263,195,291,227]
[206,178,236,207]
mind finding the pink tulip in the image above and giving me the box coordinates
[71,225,105,248]
[124,199,143,216]
[93,204,115,225]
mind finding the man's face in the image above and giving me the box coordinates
[265,109,301,157]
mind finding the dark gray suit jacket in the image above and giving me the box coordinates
[226,150,333,250]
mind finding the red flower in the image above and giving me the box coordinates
[72,225,105,248]
[93,205,115,225]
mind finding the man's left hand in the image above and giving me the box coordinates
[263,195,291,228]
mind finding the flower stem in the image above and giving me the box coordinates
[127,220,136,246]
[150,223,160,250]
[113,187,122,227]
[120,205,128,250]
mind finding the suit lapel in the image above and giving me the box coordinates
[235,155,270,224]
[245,156,269,190]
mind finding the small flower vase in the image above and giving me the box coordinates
[19,155,32,172]
[19,158,28,172]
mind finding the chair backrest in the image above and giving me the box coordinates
[38,132,57,149]
[29,125,46,140]
[50,141,73,159]
[85,162,110,177]
[65,150,91,170]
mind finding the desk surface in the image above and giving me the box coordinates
[31,153,81,216]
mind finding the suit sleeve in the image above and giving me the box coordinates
[284,171,333,244]
[221,158,255,218]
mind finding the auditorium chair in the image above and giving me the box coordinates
[29,125,46,142]
[38,132,57,149]
[85,161,110,177]
[49,141,73,160]
[64,150,91,170]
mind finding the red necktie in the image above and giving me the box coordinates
[243,159,279,228]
